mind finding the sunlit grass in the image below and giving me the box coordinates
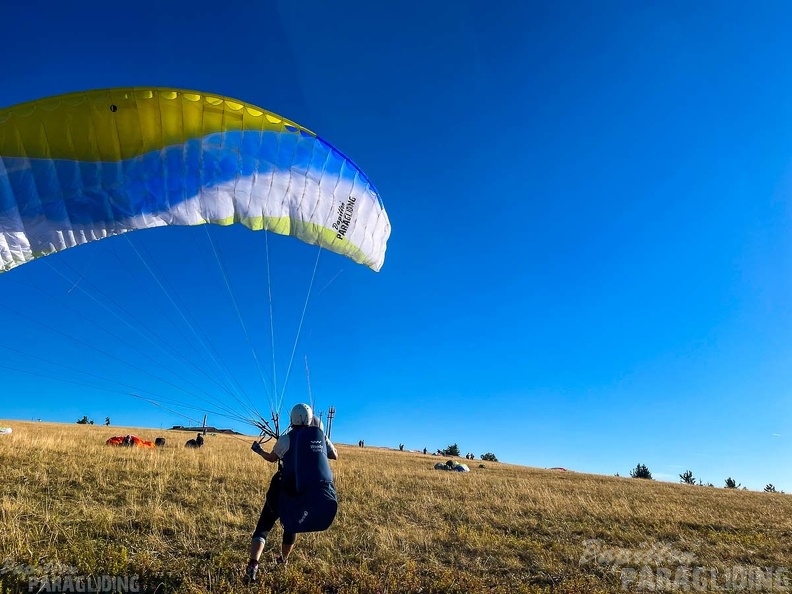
[0,421,790,593]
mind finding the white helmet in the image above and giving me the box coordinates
[290,403,313,427]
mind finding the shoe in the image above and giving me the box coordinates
[243,561,259,584]
[275,555,288,566]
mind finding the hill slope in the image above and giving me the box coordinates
[1,421,790,593]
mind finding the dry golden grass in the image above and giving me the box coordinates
[1,421,790,593]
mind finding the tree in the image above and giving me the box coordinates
[679,470,696,485]
[105,417,111,426]
[76,415,91,425]
[630,463,653,480]
[481,452,498,462]
[764,484,777,493]
[440,443,460,457]
[724,477,741,489]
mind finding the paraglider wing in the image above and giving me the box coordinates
[0,88,390,273]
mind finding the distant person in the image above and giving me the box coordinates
[185,433,204,448]
[423,447,427,455]
[399,443,404,451]
[244,403,338,584]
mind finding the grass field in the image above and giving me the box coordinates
[1,421,790,593]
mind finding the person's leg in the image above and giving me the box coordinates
[244,473,281,581]
[244,509,269,581]
[280,543,294,561]
[249,535,266,563]
[244,506,276,583]
[279,532,297,564]
[250,496,278,558]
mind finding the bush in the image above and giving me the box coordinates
[679,470,696,485]
[440,443,460,457]
[724,477,741,489]
[630,463,652,480]
[481,452,498,462]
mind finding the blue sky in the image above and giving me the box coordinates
[2,1,791,491]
